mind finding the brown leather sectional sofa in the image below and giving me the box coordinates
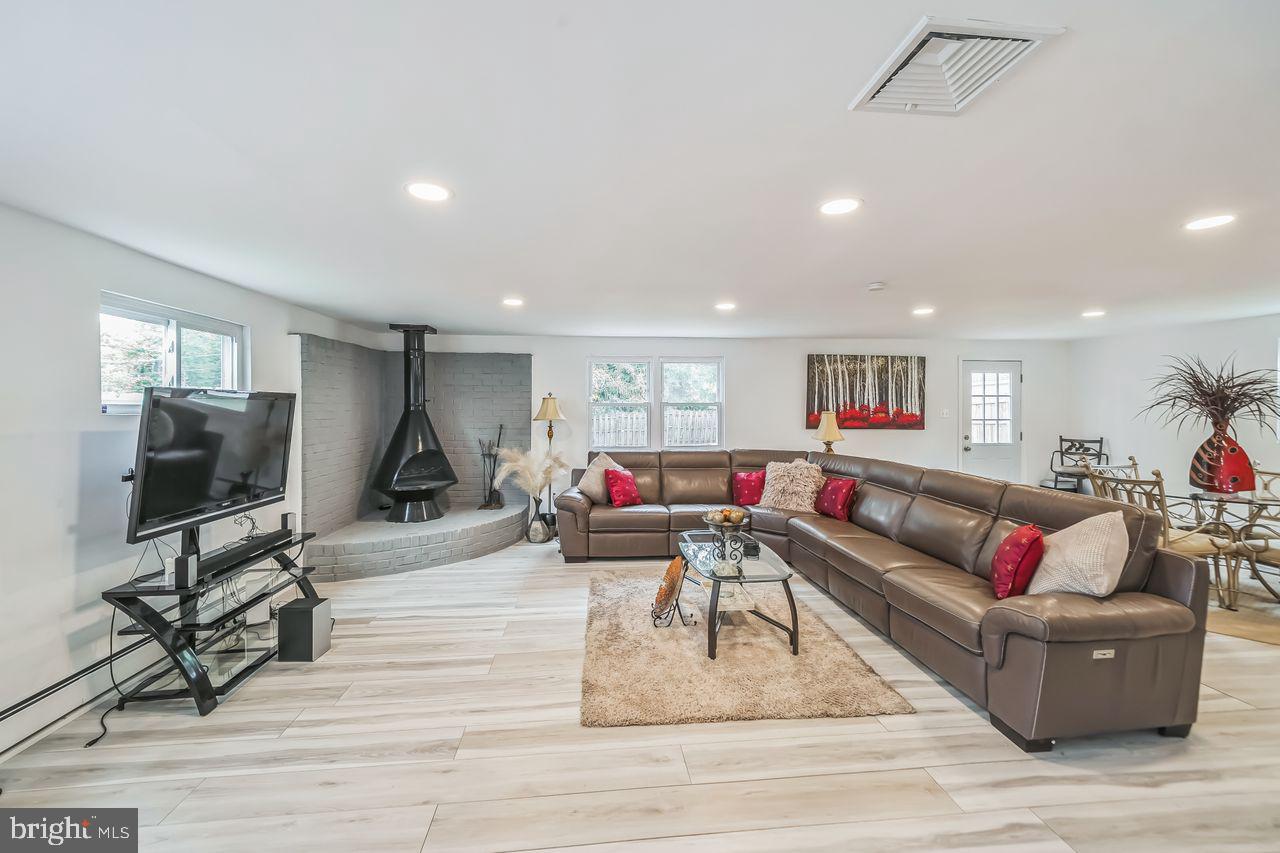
[555,449,1208,751]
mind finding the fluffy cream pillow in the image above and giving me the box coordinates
[577,453,623,503]
[757,460,826,513]
[1026,510,1130,597]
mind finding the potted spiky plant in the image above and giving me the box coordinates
[494,447,569,542]
[1140,356,1280,492]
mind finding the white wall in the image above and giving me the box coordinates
[412,334,1074,494]
[0,204,384,750]
[1066,314,1280,487]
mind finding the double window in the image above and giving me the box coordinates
[99,292,247,414]
[589,357,724,450]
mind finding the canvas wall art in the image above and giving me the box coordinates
[805,354,925,430]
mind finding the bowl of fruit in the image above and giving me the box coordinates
[703,507,748,535]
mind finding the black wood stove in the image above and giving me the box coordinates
[373,323,458,522]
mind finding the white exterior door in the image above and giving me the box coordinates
[960,360,1022,481]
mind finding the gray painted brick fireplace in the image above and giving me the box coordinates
[298,334,532,538]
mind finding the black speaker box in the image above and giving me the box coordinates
[278,598,331,662]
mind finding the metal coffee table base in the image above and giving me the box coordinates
[706,576,799,660]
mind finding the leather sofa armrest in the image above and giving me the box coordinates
[555,486,593,533]
[1143,548,1209,612]
[981,591,1196,669]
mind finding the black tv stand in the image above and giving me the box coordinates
[101,524,318,717]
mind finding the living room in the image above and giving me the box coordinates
[1,1,1278,851]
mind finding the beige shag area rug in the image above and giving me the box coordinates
[581,571,914,727]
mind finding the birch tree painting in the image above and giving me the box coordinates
[805,354,925,430]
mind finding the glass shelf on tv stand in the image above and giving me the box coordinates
[104,532,313,599]
[115,564,312,636]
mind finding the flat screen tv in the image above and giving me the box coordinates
[127,388,297,543]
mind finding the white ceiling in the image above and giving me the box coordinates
[2,0,1278,339]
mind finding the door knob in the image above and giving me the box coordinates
[963,446,971,452]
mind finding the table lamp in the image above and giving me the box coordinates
[815,410,844,454]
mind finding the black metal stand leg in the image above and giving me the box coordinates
[783,579,799,655]
[275,552,320,600]
[108,595,218,716]
[707,580,721,660]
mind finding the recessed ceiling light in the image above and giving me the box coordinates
[912,306,935,316]
[715,302,736,311]
[1081,309,1106,318]
[502,297,524,307]
[819,198,861,216]
[406,182,452,202]
[1184,214,1234,231]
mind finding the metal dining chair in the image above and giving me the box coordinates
[1238,463,1280,601]
[1085,462,1242,608]
[1045,436,1108,492]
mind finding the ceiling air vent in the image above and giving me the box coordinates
[849,17,1064,115]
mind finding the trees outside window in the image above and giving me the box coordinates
[99,292,245,414]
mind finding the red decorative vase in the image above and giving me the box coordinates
[1190,422,1256,493]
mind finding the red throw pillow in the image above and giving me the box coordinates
[814,477,857,520]
[990,524,1045,599]
[604,468,643,507]
[732,469,766,506]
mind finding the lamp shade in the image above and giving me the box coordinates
[533,393,565,422]
[815,411,844,444]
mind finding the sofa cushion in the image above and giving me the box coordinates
[787,514,861,555]
[577,452,623,503]
[732,470,766,506]
[848,483,915,539]
[747,505,815,535]
[827,535,953,593]
[758,459,825,512]
[919,469,1006,515]
[668,504,743,532]
[815,476,858,519]
[588,504,670,532]
[883,567,998,653]
[1026,510,1129,597]
[973,518,1022,581]
[990,524,1045,599]
[897,495,997,573]
[605,469,643,507]
[660,450,732,504]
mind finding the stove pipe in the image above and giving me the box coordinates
[373,324,458,522]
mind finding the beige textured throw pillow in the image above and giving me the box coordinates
[577,453,622,503]
[1026,510,1130,597]
[757,460,826,513]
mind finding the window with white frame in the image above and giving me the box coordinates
[588,357,724,449]
[589,359,651,449]
[99,292,247,414]
[660,358,723,448]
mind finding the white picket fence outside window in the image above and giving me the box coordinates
[589,405,720,448]
[590,407,649,448]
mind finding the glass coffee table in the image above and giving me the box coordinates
[675,530,798,660]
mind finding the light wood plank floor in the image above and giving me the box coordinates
[3,542,1279,852]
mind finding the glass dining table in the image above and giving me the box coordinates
[1171,491,1280,609]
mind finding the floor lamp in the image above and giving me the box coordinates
[533,393,565,519]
